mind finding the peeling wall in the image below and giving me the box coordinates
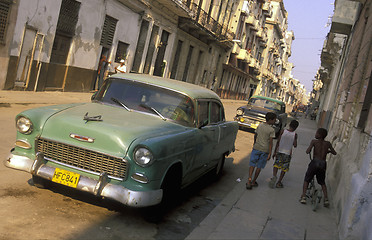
[325,0,372,239]
[10,0,61,61]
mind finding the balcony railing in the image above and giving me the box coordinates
[187,3,234,41]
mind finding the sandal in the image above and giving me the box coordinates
[269,176,277,189]
[252,182,258,187]
[300,196,306,204]
[246,178,252,190]
[324,199,330,208]
[276,182,283,188]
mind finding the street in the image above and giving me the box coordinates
[0,91,253,240]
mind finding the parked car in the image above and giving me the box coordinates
[5,73,238,208]
[234,95,287,137]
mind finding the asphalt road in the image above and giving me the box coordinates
[0,92,253,240]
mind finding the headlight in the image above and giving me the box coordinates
[236,109,243,115]
[16,116,33,134]
[134,147,154,167]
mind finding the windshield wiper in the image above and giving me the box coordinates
[140,103,166,121]
[111,97,130,111]
[84,112,103,122]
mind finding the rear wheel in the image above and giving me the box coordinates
[312,189,319,211]
[32,175,49,189]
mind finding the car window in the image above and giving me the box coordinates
[249,98,281,111]
[95,78,195,126]
[210,101,222,123]
[198,101,209,126]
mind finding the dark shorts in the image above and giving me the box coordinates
[304,159,327,185]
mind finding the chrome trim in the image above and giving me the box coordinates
[45,157,124,181]
[37,138,128,180]
[4,153,163,207]
[131,173,149,184]
[38,137,127,159]
[69,133,95,143]
[15,139,32,149]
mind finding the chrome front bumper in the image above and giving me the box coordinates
[4,152,162,207]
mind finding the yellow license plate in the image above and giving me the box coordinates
[52,168,80,188]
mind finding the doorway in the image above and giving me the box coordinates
[15,27,44,88]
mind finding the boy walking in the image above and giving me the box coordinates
[300,128,337,207]
[246,112,276,190]
[269,120,299,188]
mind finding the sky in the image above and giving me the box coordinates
[283,0,335,94]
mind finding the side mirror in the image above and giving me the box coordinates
[91,91,97,101]
[199,119,209,129]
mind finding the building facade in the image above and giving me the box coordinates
[0,0,305,107]
[315,0,372,238]
[0,0,242,93]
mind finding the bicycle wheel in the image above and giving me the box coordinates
[312,189,319,211]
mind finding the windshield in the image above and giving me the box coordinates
[94,78,195,126]
[248,98,282,111]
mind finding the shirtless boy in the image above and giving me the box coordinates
[300,128,337,207]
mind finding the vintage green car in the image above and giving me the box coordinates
[5,73,238,207]
[234,95,287,137]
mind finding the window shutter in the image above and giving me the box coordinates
[0,0,12,44]
[100,15,117,48]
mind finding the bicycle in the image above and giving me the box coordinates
[306,153,322,211]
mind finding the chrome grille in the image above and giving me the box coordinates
[37,138,127,180]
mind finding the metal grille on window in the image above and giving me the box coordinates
[56,0,80,37]
[100,15,118,48]
[0,0,11,44]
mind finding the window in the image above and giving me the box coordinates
[50,0,80,64]
[198,101,209,126]
[100,15,118,48]
[115,41,129,63]
[56,0,80,36]
[182,45,194,82]
[170,40,183,79]
[132,20,149,73]
[0,0,11,44]
[210,102,222,123]
[144,25,159,74]
[358,73,372,129]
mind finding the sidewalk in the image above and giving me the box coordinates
[187,115,339,239]
[0,90,92,105]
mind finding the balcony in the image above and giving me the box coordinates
[245,14,259,31]
[123,0,191,17]
[237,49,252,63]
[330,0,360,35]
[242,1,249,15]
[178,2,234,47]
[262,2,272,18]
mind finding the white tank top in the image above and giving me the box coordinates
[278,129,296,155]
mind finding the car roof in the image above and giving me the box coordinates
[110,73,220,100]
[250,95,285,105]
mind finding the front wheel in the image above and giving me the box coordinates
[212,155,225,180]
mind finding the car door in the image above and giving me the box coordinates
[197,100,221,167]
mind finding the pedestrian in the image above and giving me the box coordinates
[304,105,310,119]
[299,128,337,207]
[269,119,299,188]
[97,55,111,90]
[246,112,277,189]
[115,59,127,73]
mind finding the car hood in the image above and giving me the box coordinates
[40,102,187,157]
[240,105,272,119]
